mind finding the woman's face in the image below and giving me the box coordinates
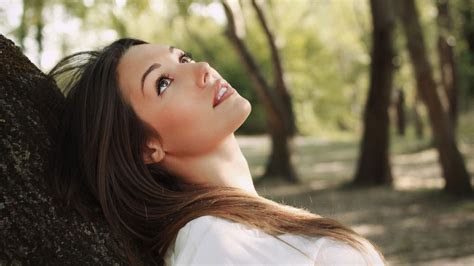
[117,44,251,158]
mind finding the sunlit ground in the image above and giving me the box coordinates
[237,111,474,265]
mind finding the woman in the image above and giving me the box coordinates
[49,38,385,265]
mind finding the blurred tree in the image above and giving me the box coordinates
[222,0,297,183]
[16,0,28,51]
[458,0,474,107]
[396,0,472,195]
[436,0,459,131]
[33,0,44,67]
[251,0,296,136]
[353,0,395,186]
[395,87,406,136]
[15,0,45,67]
[413,92,425,139]
[460,0,474,56]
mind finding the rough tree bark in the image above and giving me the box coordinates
[436,0,459,131]
[0,35,125,264]
[396,0,472,195]
[222,0,298,183]
[353,0,395,186]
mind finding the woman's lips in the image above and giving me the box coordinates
[213,80,235,108]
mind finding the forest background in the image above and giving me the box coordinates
[1,0,473,264]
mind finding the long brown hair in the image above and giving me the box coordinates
[48,38,384,265]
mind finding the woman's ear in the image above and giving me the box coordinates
[143,138,165,164]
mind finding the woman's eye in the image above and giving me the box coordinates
[156,76,173,95]
[180,53,193,63]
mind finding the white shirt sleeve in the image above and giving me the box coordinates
[314,237,385,266]
[169,216,282,265]
[165,216,385,266]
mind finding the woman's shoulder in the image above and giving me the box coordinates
[164,216,242,261]
[314,236,385,265]
[176,215,219,239]
[183,214,227,229]
[166,215,317,265]
[177,215,264,239]
[165,215,265,265]
[165,215,385,265]
[173,215,236,243]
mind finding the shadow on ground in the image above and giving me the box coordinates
[238,133,474,265]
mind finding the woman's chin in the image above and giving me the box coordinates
[242,99,252,117]
[236,98,252,127]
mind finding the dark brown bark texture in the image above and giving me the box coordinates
[353,0,395,186]
[436,0,459,131]
[222,1,298,183]
[0,35,125,264]
[397,0,472,195]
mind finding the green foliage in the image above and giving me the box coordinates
[266,0,371,135]
[2,0,473,135]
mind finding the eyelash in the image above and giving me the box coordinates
[155,52,194,95]
[179,52,193,63]
[156,74,173,96]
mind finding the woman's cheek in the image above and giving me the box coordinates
[157,107,215,153]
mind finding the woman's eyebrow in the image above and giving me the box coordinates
[141,63,161,94]
[140,47,178,94]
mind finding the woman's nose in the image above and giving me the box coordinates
[194,62,210,88]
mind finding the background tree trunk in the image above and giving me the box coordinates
[16,0,28,51]
[460,0,474,105]
[33,0,44,68]
[251,0,297,136]
[0,35,125,264]
[222,0,298,183]
[396,0,472,195]
[395,87,406,136]
[353,0,395,186]
[413,92,425,139]
[436,0,459,131]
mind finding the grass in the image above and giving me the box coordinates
[236,110,474,265]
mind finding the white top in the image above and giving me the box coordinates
[164,215,384,266]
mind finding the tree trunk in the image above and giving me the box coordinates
[0,35,126,263]
[222,0,298,183]
[353,0,395,186]
[413,92,424,139]
[395,87,406,136]
[460,0,474,104]
[460,0,474,60]
[251,0,297,136]
[436,0,459,131]
[396,0,472,195]
[33,0,44,68]
[17,0,28,51]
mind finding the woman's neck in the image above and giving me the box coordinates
[162,134,258,196]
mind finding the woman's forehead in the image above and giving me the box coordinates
[121,43,171,67]
[117,44,172,95]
